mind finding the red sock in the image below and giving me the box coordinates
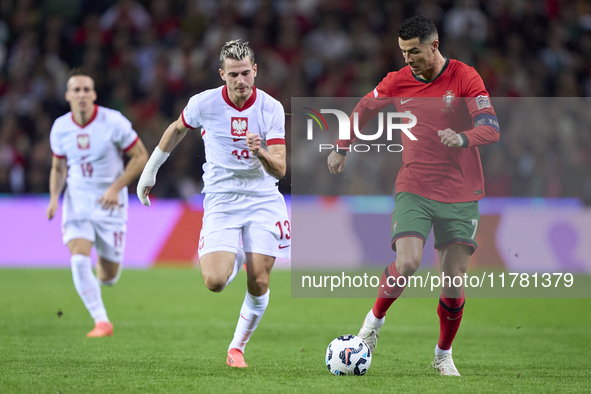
[372,262,406,319]
[437,290,465,351]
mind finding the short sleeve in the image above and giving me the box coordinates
[112,111,139,151]
[49,121,65,158]
[182,94,202,130]
[265,100,285,145]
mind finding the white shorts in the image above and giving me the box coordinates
[198,192,290,259]
[63,219,126,263]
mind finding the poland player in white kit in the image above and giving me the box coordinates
[46,69,148,337]
[137,40,289,368]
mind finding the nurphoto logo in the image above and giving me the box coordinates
[303,107,418,153]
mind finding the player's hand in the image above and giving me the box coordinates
[438,128,462,148]
[46,200,58,220]
[328,150,347,174]
[246,130,261,156]
[98,187,121,211]
[137,169,155,207]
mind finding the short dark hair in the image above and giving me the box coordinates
[66,68,95,91]
[68,67,93,80]
[398,15,438,43]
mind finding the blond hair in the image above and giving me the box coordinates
[219,40,255,69]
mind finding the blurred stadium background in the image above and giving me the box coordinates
[0,0,590,272]
[1,0,591,198]
[1,2,591,392]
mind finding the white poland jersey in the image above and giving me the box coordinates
[182,85,286,196]
[50,105,139,223]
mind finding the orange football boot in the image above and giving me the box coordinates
[227,348,248,368]
[86,321,113,337]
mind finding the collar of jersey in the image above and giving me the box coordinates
[412,58,449,84]
[71,104,98,128]
[222,85,257,112]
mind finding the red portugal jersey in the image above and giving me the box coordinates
[337,59,500,203]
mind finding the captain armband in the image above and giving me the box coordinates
[473,113,500,133]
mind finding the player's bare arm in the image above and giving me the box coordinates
[438,128,462,148]
[158,114,190,153]
[46,156,68,220]
[137,114,189,206]
[98,139,148,210]
[246,130,286,179]
[327,150,347,174]
[326,95,385,175]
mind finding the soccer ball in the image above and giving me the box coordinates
[325,334,372,376]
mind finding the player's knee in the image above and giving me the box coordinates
[445,267,466,279]
[248,276,269,295]
[203,276,226,293]
[396,257,420,276]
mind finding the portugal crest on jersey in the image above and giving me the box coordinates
[77,134,90,149]
[231,117,248,137]
[443,90,456,108]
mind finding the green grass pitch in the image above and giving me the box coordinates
[1,268,590,393]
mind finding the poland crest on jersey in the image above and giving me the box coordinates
[77,134,90,149]
[231,117,248,137]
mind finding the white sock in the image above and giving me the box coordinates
[71,255,109,323]
[366,310,385,329]
[435,344,452,356]
[225,247,246,287]
[228,289,270,352]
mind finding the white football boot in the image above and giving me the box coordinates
[357,310,385,354]
[431,353,461,376]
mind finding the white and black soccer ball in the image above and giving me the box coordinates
[325,334,372,376]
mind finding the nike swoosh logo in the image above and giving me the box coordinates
[81,155,89,160]
[233,138,241,142]
[240,313,250,321]
[447,316,462,320]
[400,98,413,105]
[278,245,290,249]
